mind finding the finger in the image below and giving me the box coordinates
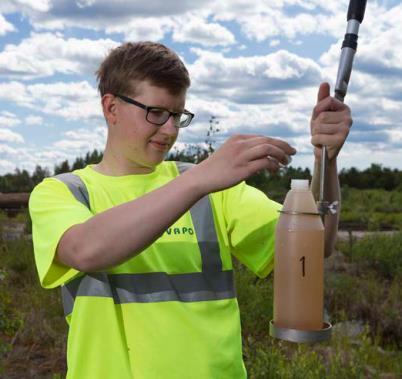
[311,122,348,136]
[242,136,297,156]
[247,156,279,175]
[311,133,344,148]
[312,97,349,120]
[266,155,290,169]
[313,109,351,125]
[231,134,262,141]
[242,143,290,166]
[317,82,330,103]
[312,82,330,121]
[268,138,297,156]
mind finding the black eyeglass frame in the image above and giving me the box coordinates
[114,93,194,128]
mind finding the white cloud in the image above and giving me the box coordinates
[173,17,235,47]
[1,111,16,118]
[0,144,66,175]
[76,0,96,8]
[0,1,385,45]
[53,126,106,154]
[0,13,16,35]
[15,0,51,12]
[335,141,402,170]
[0,0,51,13]
[0,1,343,44]
[0,80,102,121]
[0,144,18,155]
[0,81,30,105]
[0,124,106,175]
[0,128,24,143]
[8,0,213,35]
[0,32,119,80]
[241,11,318,41]
[0,112,20,128]
[25,115,43,125]
[189,49,323,103]
[209,1,348,42]
[270,39,280,47]
[0,159,15,174]
[106,17,174,42]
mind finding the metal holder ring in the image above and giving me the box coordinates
[269,320,332,343]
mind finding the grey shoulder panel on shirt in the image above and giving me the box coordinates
[52,172,91,210]
[52,162,193,210]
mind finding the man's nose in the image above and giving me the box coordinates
[159,115,179,134]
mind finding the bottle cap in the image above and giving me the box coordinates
[291,179,309,190]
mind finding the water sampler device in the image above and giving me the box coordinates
[269,0,367,343]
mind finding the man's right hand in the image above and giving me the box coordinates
[191,134,297,195]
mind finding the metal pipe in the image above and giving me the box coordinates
[318,0,367,218]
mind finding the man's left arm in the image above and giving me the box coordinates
[309,82,353,257]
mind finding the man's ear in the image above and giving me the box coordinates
[101,94,118,126]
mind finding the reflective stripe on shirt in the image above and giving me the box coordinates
[61,270,235,315]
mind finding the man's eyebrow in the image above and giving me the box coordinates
[149,104,185,112]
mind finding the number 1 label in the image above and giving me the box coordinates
[300,256,306,277]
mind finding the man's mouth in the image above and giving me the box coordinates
[149,140,170,151]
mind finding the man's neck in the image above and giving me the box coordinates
[92,148,155,176]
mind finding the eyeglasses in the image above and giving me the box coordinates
[114,94,194,128]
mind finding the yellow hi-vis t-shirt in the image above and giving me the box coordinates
[29,161,281,379]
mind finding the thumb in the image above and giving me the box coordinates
[317,82,330,104]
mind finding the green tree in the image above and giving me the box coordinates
[31,165,51,185]
[72,157,86,170]
[53,160,70,175]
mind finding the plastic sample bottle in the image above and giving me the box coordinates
[273,179,325,331]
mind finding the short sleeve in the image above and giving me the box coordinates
[223,182,281,278]
[28,177,94,289]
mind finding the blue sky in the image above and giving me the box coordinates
[0,0,401,175]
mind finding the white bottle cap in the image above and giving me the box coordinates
[291,179,309,190]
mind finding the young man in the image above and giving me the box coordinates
[29,41,352,378]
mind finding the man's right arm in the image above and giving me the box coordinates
[57,168,205,272]
[57,135,296,272]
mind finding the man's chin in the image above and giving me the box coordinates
[141,155,166,169]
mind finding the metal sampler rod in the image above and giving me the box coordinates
[318,0,367,216]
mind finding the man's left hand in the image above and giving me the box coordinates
[310,82,353,161]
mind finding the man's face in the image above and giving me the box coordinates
[110,80,186,170]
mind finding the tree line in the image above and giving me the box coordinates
[0,147,401,193]
[0,149,103,193]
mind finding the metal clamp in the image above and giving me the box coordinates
[278,210,320,216]
[317,200,339,216]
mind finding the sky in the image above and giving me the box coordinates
[0,0,401,175]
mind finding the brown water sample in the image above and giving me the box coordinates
[273,179,325,331]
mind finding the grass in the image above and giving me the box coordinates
[340,188,402,231]
[1,210,401,378]
[344,232,402,278]
[0,216,67,378]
